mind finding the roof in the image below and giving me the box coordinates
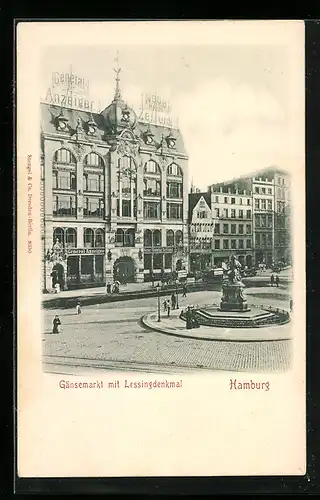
[40,103,188,156]
[208,165,290,190]
[188,192,211,221]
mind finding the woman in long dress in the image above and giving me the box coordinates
[52,315,61,334]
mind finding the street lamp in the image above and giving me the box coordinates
[175,279,179,309]
[156,284,161,322]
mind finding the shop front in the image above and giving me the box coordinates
[66,247,105,288]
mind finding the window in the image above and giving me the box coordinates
[84,173,104,192]
[84,228,94,247]
[214,240,220,249]
[53,227,64,246]
[144,202,160,219]
[167,203,183,220]
[144,179,161,196]
[246,224,251,234]
[65,228,76,248]
[166,182,182,198]
[267,234,272,247]
[255,187,259,193]
[84,153,104,167]
[223,224,228,234]
[214,223,220,234]
[215,196,219,203]
[238,224,244,234]
[95,229,105,247]
[231,209,236,218]
[261,188,266,194]
[256,234,261,247]
[224,197,228,203]
[122,200,131,217]
[246,239,251,249]
[223,240,229,249]
[260,215,266,227]
[153,230,161,247]
[144,253,152,270]
[83,198,104,218]
[167,163,182,176]
[175,230,183,246]
[215,208,220,218]
[231,224,236,234]
[53,195,76,216]
[267,214,273,228]
[54,148,76,164]
[231,239,236,249]
[238,239,244,249]
[223,208,228,218]
[53,171,76,190]
[268,188,272,194]
[122,176,131,195]
[247,210,252,219]
[267,199,272,210]
[166,230,174,247]
[231,197,235,204]
[197,210,207,218]
[165,253,172,269]
[262,234,267,247]
[247,199,251,205]
[255,199,260,210]
[239,209,244,218]
[144,160,160,174]
[118,156,137,195]
[144,229,152,247]
[153,254,163,269]
[261,199,266,210]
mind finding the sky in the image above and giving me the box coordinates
[40,42,301,190]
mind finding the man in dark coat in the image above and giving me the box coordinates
[186,306,193,329]
[52,315,61,334]
[171,293,177,310]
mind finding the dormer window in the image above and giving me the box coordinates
[122,108,130,122]
[87,119,97,136]
[56,112,69,132]
[166,132,176,148]
[144,126,154,145]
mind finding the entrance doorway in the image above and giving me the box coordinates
[113,256,135,283]
[52,263,65,290]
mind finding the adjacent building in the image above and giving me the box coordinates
[188,166,291,272]
[41,68,189,291]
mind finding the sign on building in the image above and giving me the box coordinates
[138,92,177,128]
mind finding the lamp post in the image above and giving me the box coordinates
[156,284,161,322]
[175,279,179,309]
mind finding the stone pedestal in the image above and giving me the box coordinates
[219,281,250,312]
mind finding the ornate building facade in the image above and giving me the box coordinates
[41,70,189,291]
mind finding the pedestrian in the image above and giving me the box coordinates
[167,301,171,317]
[186,306,193,329]
[55,282,60,294]
[182,283,187,298]
[163,299,168,312]
[76,301,81,314]
[289,299,293,312]
[52,315,61,334]
[270,274,274,287]
[275,274,280,288]
[191,308,200,329]
[171,293,177,310]
[106,282,111,294]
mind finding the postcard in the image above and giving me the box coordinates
[17,20,306,478]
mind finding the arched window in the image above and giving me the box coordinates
[65,228,76,248]
[95,229,105,248]
[175,230,183,246]
[144,229,152,247]
[167,162,182,176]
[54,148,76,164]
[84,228,94,248]
[125,229,135,247]
[116,228,124,245]
[153,229,161,247]
[144,160,160,174]
[84,153,104,167]
[53,227,65,247]
[166,230,174,247]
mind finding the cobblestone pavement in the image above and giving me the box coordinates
[43,286,292,374]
